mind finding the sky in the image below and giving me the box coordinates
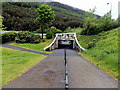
[53,0,119,19]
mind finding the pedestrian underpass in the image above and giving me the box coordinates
[44,33,85,51]
[2,34,118,89]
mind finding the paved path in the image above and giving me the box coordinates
[3,49,65,88]
[66,49,118,88]
[3,49,118,88]
[1,44,49,55]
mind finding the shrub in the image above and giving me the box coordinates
[46,26,62,35]
[80,23,98,35]
[87,41,96,49]
[2,32,17,44]
[31,35,41,43]
[16,31,41,43]
[92,39,97,43]
[46,31,53,39]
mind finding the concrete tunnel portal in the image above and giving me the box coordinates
[58,40,73,49]
[44,33,85,52]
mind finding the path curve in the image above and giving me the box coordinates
[1,44,49,55]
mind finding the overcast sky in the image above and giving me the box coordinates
[53,0,119,19]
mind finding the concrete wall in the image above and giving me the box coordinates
[44,33,85,52]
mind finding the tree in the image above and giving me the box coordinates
[81,8,118,35]
[98,13,112,31]
[35,4,55,39]
[81,8,98,35]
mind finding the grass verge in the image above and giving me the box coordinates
[10,39,53,54]
[77,28,118,80]
[2,47,47,86]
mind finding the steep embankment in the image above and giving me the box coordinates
[77,28,118,80]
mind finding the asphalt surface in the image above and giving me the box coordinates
[3,49,65,88]
[3,49,118,88]
[1,44,49,55]
[66,49,118,88]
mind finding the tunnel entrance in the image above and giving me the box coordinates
[44,33,85,52]
[58,40,73,49]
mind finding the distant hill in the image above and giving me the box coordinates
[2,2,100,31]
[45,2,101,18]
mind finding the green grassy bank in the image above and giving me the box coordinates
[77,28,118,80]
[2,47,46,86]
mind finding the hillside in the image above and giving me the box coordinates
[2,2,100,31]
[45,2,101,18]
[77,28,119,79]
[2,2,83,31]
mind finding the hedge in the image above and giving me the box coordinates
[46,31,53,39]
[15,31,41,43]
[2,32,17,44]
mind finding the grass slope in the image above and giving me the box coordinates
[11,39,53,54]
[2,47,46,86]
[77,28,118,79]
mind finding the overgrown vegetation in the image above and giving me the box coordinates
[78,28,118,79]
[81,8,119,35]
[2,47,46,86]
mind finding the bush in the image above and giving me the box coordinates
[2,32,17,44]
[31,35,41,43]
[16,31,41,43]
[46,26,62,35]
[87,41,96,49]
[80,23,98,35]
[46,31,53,39]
